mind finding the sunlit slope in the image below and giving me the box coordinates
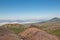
[19,27,59,40]
[1,24,28,34]
[31,17,60,37]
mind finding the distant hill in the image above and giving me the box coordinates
[50,17,60,21]
[2,24,22,28]
[45,17,60,23]
[1,24,28,34]
[33,17,60,27]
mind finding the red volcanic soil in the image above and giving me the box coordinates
[0,27,22,40]
[19,27,59,40]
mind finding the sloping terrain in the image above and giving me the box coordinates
[0,27,22,40]
[0,17,60,40]
[2,24,22,28]
[19,27,59,40]
[30,18,60,37]
[1,24,27,34]
[39,17,60,29]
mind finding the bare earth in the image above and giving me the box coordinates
[0,27,21,40]
[19,27,59,40]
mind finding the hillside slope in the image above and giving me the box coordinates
[19,27,59,40]
[1,24,27,34]
[0,27,22,40]
[31,17,60,37]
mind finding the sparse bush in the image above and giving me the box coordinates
[39,25,48,29]
[45,29,60,37]
[7,25,26,34]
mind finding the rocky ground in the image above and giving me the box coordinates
[0,27,22,40]
[19,27,59,40]
[0,23,60,40]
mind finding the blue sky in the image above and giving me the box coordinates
[0,0,60,20]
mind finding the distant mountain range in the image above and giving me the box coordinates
[0,19,47,25]
[0,17,60,25]
[40,17,60,23]
[32,17,60,32]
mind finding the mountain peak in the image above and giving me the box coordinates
[51,17,60,20]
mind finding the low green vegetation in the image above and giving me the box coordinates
[45,29,60,37]
[30,25,48,29]
[38,25,60,37]
[1,24,27,34]
[39,25,48,29]
[8,25,26,34]
[2,24,60,37]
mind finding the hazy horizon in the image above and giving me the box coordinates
[0,0,60,20]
